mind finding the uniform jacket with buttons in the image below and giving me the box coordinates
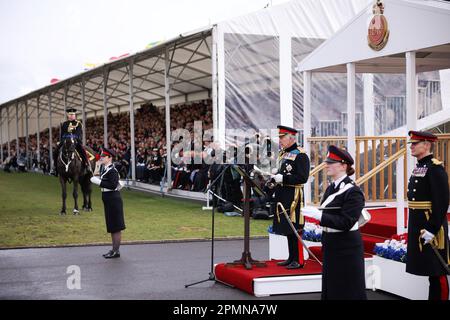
[268,142,310,235]
[100,164,120,191]
[406,154,449,276]
[60,120,83,142]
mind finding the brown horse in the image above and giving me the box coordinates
[56,137,93,215]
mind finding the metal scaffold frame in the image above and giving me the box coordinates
[0,28,215,190]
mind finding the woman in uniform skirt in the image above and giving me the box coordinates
[303,145,367,300]
[91,147,125,259]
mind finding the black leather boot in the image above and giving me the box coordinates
[277,259,292,266]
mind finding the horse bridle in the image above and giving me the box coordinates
[60,138,75,173]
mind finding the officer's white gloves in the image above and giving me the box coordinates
[420,229,435,245]
[90,176,101,186]
[302,206,322,222]
[90,177,125,191]
[271,174,283,184]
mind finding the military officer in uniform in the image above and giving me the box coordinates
[91,147,126,259]
[302,146,367,300]
[406,130,449,300]
[267,125,310,269]
[52,108,91,175]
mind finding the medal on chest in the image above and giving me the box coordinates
[285,163,293,173]
[412,166,428,177]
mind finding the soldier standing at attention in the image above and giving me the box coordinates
[91,147,125,259]
[302,145,367,300]
[267,125,310,269]
[406,130,449,300]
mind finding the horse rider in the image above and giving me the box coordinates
[51,108,91,176]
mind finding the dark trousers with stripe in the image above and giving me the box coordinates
[287,234,304,265]
[429,276,449,300]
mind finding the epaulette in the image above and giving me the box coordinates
[297,147,306,153]
[431,158,443,166]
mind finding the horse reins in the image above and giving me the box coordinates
[60,138,75,173]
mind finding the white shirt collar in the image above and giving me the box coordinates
[333,174,347,187]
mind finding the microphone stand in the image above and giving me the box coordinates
[185,164,232,288]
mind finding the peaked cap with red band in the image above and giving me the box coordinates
[408,130,437,143]
[277,125,297,136]
[325,145,354,165]
[100,147,116,158]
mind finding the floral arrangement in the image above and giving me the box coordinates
[268,222,323,242]
[373,234,408,263]
[301,222,323,242]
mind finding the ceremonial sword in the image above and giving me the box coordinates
[314,205,387,210]
[208,190,243,213]
[277,202,323,266]
[427,242,450,274]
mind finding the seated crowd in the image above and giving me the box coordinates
[1,100,213,192]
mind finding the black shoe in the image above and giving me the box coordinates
[102,250,114,258]
[286,261,303,269]
[104,250,120,259]
[277,259,292,266]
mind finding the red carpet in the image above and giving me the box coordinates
[360,207,406,238]
[215,207,449,296]
[215,260,322,295]
[360,208,448,254]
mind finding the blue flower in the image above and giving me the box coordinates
[373,242,406,263]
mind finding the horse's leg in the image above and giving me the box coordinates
[60,177,67,215]
[80,178,87,210]
[82,182,88,211]
[82,177,93,211]
[88,181,93,211]
[73,179,79,215]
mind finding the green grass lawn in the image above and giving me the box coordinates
[0,171,271,248]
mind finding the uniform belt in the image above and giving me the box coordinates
[284,184,302,188]
[408,201,432,210]
[101,188,117,192]
[323,222,358,233]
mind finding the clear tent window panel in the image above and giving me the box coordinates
[224,33,280,136]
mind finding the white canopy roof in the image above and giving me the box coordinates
[297,0,450,73]
[0,28,212,116]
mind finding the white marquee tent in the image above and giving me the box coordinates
[7,0,446,195]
